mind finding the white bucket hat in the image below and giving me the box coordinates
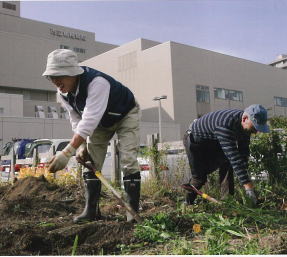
[42,49,84,77]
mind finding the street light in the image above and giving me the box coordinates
[153,95,167,143]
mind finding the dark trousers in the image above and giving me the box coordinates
[183,131,234,203]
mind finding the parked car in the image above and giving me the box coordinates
[0,139,35,181]
[19,139,113,177]
[20,138,71,168]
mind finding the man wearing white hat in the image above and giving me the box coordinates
[43,49,141,223]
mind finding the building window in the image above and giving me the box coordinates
[0,86,56,102]
[47,106,58,119]
[73,47,86,54]
[214,88,243,101]
[60,45,70,49]
[2,2,16,10]
[60,107,69,119]
[274,96,287,107]
[196,85,210,103]
[35,105,45,118]
[0,107,4,114]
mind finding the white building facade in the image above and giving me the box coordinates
[1,1,287,151]
[81,39,287,137]
[0,1,116,118]
[0,1,117,150]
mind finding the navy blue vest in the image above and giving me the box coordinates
[61,66,135,127]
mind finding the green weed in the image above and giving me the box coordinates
[134,212,177,242]
[71,234,79,256]
[232,238,270,254]
[204,233,230,255]
[38,222,56,228]
[163,238,194,255]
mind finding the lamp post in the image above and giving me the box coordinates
[153,95,167,143]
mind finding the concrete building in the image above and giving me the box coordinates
[81,39,287,137]
[0,0,116,119]
[269,54,287,70]
[0,1,179,151]
[0,1,117,151]
[1,1,287,152]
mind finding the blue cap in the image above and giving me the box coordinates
[244,104,270,133]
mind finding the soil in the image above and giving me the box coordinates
[0,176,178,255]
[0,176,286,255]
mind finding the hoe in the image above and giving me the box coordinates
[181,183,222,204]
[77,158,142,223]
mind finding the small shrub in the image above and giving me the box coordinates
[134,212,177,242]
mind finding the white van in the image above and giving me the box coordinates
[18,139,71,167]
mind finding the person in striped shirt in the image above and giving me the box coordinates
[183,104,269,205]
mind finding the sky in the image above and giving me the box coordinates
[20,0,287,64]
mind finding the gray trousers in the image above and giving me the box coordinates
[87,102,141,177]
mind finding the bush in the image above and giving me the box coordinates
[249,116,287,183]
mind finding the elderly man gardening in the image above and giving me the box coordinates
[183,104,270,205]
[42,49,141,223]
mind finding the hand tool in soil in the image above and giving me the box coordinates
[181,183,222,204]
[77,157,142,223]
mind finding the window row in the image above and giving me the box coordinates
[35,106,68,119]
[0,86,56,102]
[2,2,16,10]
[60,45,86,54]
[196,86,243,103]
[196,86,287,108]
[274,96,287,107]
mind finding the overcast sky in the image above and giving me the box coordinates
[21,0,287,64]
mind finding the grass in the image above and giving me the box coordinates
[38,222,56,228]
[130,197,286,254]
[132,170,287,255]
[71,235,79,256]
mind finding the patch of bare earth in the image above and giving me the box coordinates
[0,176,178,255]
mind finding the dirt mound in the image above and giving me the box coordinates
[0,176,140,255]
[2,175,66,201]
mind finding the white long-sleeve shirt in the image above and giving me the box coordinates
[58,76,110,139]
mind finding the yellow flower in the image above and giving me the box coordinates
[192,224,201,233]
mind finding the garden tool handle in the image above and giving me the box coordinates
[181,184,221,204]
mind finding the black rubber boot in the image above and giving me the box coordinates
[185,191,198,205]
[123,172,141,222]
[185,179,205,205]
[73,171,101,223]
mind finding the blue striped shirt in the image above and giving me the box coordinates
[191,109,251,185]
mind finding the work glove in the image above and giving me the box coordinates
[48,144,76,173]
[245,188,258,206]
[76,143,92,162]
[76,142,88,163]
